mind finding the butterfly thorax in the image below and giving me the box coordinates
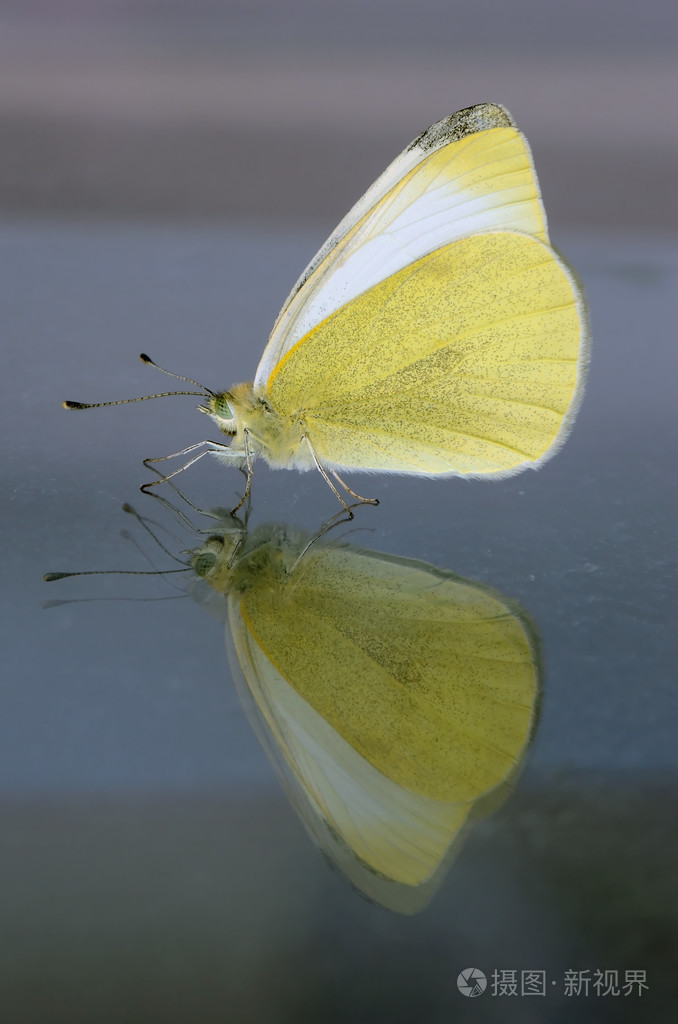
[206,381,313,470]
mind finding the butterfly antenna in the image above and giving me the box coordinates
[43,594,187,609]
[43,568,190,582]
[63,354,214,409]
[139,353,215,394]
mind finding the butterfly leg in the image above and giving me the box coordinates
[286,504,363,575]
[136,475,225,531]
[230,429,254,516]
[331,471,380,506]
[141,440,243,494]
[302,435,356,516]
[121,501,190,566]
[141,459,251,532]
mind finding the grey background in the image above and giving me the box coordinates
[1,1,676,1021]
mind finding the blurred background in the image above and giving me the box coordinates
[1,0,675,233]
[1,2,676,1022]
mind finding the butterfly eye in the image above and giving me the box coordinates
[213,393,234,419]
[193,551,218,577]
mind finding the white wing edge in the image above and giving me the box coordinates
[275,103,519,330]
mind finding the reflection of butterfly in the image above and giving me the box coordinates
[66,103,588,513]
[192,520,541,913]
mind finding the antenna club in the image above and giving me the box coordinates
[140,353,153,364]
[63,400,87,409]
[44,572,71,581]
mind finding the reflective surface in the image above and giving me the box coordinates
[81,504,539,914]
[2,220,675,1020]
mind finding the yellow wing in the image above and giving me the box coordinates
[225,535,540,911]
[267,231,587,476]
[230,611,474,911]
[255,103,548,388]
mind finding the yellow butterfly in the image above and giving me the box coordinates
[66,103,588,512]
[189,518,541,913]
[45,502,541,912]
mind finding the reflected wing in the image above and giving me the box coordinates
[229,613,473,912]
[268,231,587,476]
[255,103,548,388]
[226,542,540,911]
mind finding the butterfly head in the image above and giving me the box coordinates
[189,530,245,593]
[198,391,238,436]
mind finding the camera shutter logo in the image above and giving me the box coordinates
[457,968,487,997]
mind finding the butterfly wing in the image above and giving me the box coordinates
[267,231,587,476]
[226,540,540,911]
[228,613,474,913]
[255,103,549,389]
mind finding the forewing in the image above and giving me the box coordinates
[255,103,548,388]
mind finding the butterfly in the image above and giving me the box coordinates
[65,103,588,513]
[189,516,541,912]
[44,498,541,912]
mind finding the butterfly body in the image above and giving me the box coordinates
[203,382,316,472]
